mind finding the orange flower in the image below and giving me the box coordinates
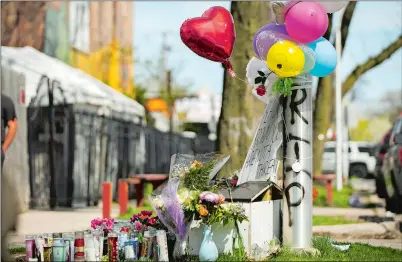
[190,160,203,169]
[199,205,208,216]
[312,187,319,203]
[218,194,225,204]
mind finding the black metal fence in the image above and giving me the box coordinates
[28,104,216,209]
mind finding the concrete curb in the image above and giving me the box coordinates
[313,221,401,239]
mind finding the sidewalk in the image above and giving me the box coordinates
[313,207,387,217]
[7,201,137,246]
[333,239,402,250]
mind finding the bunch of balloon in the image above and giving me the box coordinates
[253,1,348,93]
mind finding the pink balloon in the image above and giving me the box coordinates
[285,2,328,44]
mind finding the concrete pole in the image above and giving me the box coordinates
[282,75,313,249]
[336,7,346,191]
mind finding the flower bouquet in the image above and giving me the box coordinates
[149,153,230,258]
[130,210,167,238]
[90,218,115,256]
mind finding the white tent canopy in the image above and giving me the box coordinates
[1,46,145,120]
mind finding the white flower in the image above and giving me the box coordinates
[177,188,190,203]
[152,198,164,210]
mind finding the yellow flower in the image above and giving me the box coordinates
[199,205,208,216]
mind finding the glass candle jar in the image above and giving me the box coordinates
[74,231,85,261]
[25,235,36,260]
[108,232,118,262]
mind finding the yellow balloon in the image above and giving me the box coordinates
[266,40,305,77]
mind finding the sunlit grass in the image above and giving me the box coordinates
[313,215,360,226]
[314,184,354,208]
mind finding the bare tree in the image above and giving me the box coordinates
[374,90,402,122]
[217,1,274,175]
[312,2,402,176]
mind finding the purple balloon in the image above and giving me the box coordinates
[252,24,288,60]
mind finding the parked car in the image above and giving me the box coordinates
[321,141,376,179]
[373,130,391,199]
[381,115,402,214]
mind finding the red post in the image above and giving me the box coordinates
[118,180,129,216]
[102,182,113,218]
[326,180,333,206]
[135,182,145,208]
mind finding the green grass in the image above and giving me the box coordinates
[8,237,402,261]
[117,204,154,220]
[117,182,155,220]
[314,184,354,208]
[175,237,402,261]
[8,247,26,254]
[269,237,402,261]
[313,216,360,226]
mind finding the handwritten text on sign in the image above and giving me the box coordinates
[237,97,282,185]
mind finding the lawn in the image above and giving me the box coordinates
[269,237,402,261]
[313,215,359,226]
[10,237,402,261]
[117,183,154,220]
[117,204,154,220]
[313,184,354,208]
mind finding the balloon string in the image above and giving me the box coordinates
[234,74,249,84]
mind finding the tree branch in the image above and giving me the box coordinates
[341,1,357,53]
[342,34,402,97]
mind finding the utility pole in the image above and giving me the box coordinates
[335,7,346,191]
[167,70,173,133]
[282,75,313,249]
[161,32,167,75]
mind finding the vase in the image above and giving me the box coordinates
[173,236,187,260]
[199,225,218,262]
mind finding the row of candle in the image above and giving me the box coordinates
[24,229,169,261]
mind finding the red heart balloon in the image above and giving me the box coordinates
[180,6,236,76]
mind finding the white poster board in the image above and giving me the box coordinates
[237,97,282,185]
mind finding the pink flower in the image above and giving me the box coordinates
[199,191,219,204]
[90,218,114,232]
[90,218,104,230]
[135,221,143,231]
[256,85,266,96]
[148,218,157,226]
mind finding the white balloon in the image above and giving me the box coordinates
[317,1,349,13]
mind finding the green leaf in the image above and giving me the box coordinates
[257,70,265,76]
[255,77,263,84]
[262,77,267,85]
[272,77,294,97]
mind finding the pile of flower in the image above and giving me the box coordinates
[130,210,166,233]
[90,218,115,234]
[149,153,248,243]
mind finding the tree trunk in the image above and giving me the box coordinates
[217,1,273,176]
[312,75,334,176]
[1,2,47,51]
[312,3,356,176]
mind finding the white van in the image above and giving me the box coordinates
[322,141,376,179]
